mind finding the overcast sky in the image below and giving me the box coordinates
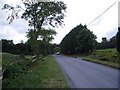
[0,0,119,44]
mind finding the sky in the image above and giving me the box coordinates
[0,0,119,44]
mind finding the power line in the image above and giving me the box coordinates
[87,0,119,26]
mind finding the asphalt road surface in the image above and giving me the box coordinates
[53,55,119,88]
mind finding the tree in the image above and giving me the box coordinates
[77,28,96,54]
[101,37,108,49]
[116,27,120,52]
[37,28,57,56]
[96,36,116,49]
[3,1,67,57]
[108,36,116,48]
[60,24,84,54]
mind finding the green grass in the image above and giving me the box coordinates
[67,54,86,58]
[82,48,120,69]
[4,55,68,88]
[2,53,30,71]
[2,53,32,88]
[92,48,118,60]
[83,56,119,68]
[67,48,120,69]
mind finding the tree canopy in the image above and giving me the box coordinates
[60,24,97,54]
[2,39,31,55]
[77,28,97,54]
[60,24,85,54]
[2,1,67,57]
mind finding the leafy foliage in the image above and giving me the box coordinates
[53,47,60,53]
[97,36,116,49]
[83,48,119,68]
[60,24,97,54]
[60,24,85,54]
[2,53,32,88]
[22,1,66,28]
[77,28,97,54]
[2,1,67,57]
[21,1,66,56]
[2,54,68,88]
[92,48,118,62]
[2,39,32,55]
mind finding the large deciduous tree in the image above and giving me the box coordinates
[2,0,67,57]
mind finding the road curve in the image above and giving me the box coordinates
[53,55,119,88]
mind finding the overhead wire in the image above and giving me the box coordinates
[87,0,119,26]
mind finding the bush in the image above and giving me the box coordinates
[2,53,32,88]
[91,48,118,63]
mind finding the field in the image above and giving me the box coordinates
[2,53,68,88]
[82,48,120,68]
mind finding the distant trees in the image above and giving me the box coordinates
[97,36,116,49]
[116,27,120,52]
[97,37,108,49]
[53,47,60,53]
[15,42,32,55]
[1,39,59,55]
[2,39,32,55]
[2,39,14,53]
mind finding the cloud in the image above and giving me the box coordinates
[10,19,28,33]
[0,0,28,44]
[0,11,28,44]
[105,27,117,39]
[0,25,28,44]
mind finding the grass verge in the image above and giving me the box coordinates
[68,48,120,69]
[4,55,68,88]
[82,56,120,69]
[81,48,120,69]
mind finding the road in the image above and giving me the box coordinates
[53,55,119,88]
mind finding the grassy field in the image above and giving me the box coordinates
[2,53,68,88]
[82,48,120,69]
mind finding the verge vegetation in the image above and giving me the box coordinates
[2,53,68,88]
[82,48,120,69]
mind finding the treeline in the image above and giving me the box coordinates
[1,39,59,56]
[97,36,116,49]
[60,24,118,55]
[1,39,32,55]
